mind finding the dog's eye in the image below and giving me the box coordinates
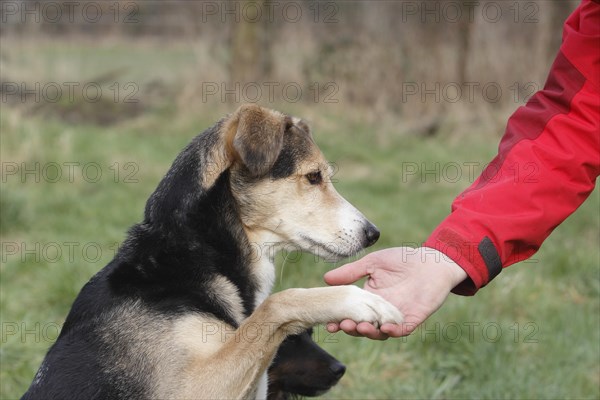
[305,171,322,185]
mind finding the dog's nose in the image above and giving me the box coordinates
[364,223,380,247]
[329,362,346,381]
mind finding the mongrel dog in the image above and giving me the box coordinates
[267,328,346,400]
[23,104,402,399]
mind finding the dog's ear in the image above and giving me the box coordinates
[295,118,312,137]
[228,104,290,177]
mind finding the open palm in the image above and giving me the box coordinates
[324,247,467,340]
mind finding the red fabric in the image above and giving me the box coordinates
[424,0,600,295]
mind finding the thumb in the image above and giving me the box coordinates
[324,258,370,286]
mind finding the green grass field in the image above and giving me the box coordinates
[1,38,599,399]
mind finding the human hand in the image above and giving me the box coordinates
[323,247,467,340]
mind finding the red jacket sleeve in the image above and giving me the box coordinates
[424,0,600,296]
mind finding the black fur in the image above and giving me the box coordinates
[270,127,313,180]
[267,329,346,400]
[22,115,335,400]
[22,122,260,399]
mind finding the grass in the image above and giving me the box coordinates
[1,38,599,400]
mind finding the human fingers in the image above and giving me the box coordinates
[324,258,371,286]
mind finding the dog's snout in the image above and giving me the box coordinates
[364,223,380,247]
[329,362,346,381]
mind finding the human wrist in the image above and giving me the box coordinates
[422,247,468,289]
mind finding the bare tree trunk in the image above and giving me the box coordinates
[456,13,473,86]
[229,0,272,87]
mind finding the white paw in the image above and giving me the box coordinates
[339,286,403,326]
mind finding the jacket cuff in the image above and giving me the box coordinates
[424,224,502,296]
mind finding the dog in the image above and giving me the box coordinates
[267,328,345,400]
[23,104,402,399]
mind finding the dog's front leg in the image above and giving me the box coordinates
[176,286,402,399]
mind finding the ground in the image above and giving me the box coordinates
[1,38,598,399]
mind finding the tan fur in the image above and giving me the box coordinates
[201,104,287,189]
[126,105,400,399]
[231,148,370,262]
[199,132,229,190]
[209,274,246,324]
[149,286,402,399]
[232,104,286,177]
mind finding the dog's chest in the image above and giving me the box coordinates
[254,373,268,399]
[251,258,276,309]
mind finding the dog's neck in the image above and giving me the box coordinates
[250,246,276,309]
[121,133,288,317]
[244,229,283,309]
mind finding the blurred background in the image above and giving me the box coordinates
[1,1,598,399]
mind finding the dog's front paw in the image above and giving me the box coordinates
[339,286,403,327]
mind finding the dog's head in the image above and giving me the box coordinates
[267,328,345,400]
[211,104,379,260]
